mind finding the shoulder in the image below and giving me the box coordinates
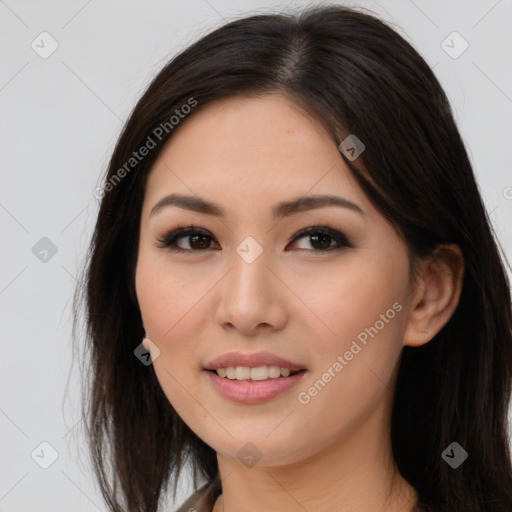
[173,481,217,512]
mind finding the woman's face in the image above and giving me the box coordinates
[135,93,416,466]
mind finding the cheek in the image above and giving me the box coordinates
[135,260,205,412]
[135,254,219,394]
[297,250,410,415]
[291,267,408,451]
[136,251,209,338]
[305,251,409,352]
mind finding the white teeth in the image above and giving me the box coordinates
[280,367,291,377]
[250,366,269,381]
[235,367,251,380]
[267,366,282,379]
[214,365,296,380]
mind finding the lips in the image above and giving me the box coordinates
[205,369,307,404]
[204,351,306,372]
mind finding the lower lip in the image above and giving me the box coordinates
[204,370,307,404]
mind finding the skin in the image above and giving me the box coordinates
[135,93,464,512]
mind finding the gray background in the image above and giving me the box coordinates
[1,0,511,510]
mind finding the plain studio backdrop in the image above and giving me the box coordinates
[1,1,511,510]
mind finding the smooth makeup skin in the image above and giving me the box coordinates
[135,94,463,512]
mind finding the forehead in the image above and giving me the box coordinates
[142,94,369,216]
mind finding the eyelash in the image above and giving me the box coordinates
[155,224,352,254]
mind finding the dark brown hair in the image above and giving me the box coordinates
[72,4,512,511]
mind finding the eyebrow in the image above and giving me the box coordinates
[149,193,365,219]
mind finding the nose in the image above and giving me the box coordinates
[213,246,289,336]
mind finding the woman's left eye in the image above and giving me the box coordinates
[155,225,351,253]
[288,226,351,252]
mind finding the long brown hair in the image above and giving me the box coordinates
[72,4,512,511]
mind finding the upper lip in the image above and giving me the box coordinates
[204,351,306,372]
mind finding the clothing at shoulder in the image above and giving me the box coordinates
[174,481,218,512]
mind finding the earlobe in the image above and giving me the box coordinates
[403,243,464,347]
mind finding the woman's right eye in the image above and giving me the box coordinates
[155,226,219,252]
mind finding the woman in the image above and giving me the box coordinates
[73,4,512,512]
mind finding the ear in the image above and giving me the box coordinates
[403,243,465,347]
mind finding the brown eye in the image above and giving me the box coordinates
[155,226,220,252]
[178,233,212,250]
[287,226,351,252]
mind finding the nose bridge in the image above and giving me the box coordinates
[229,237,273,301]
[214,235,287,332]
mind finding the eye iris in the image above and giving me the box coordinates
[310,233,331,250]
[189,234,210,250]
